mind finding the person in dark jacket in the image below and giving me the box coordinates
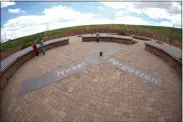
[32,41,39,56]
[38,38,46,55]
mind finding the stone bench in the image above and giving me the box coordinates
[82,34,134,45]
[131,35,151,41]
[145,42,182,79]
[0,38,69,89]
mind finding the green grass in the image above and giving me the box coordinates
[1,24,182,53]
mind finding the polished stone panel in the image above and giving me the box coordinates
[19,77,39,95]
[19,55,98,95]
[106,58,163,88]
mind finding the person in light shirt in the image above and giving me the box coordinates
[96,31,100,43]
[38,38,46,55]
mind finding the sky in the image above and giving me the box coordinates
[1,1,182,42]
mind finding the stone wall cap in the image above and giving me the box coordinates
[82,34,133,40]
[145,41,182,64]
[1,38,69,72]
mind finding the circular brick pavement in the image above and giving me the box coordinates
[1,36,181,122]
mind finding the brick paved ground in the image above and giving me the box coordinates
[1,36,181,122]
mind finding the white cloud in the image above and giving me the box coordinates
[1,3,181,42]
[114,16,151,25]
[98,6,104,10]
[101,2,182,28]
[1,2,15,8]
[8,8,25,13]
[43,5,96,21]
[158,21,173,27]
[115,10,131,17]
[101,2,125,9]
[101,2,142,14]
[1,5,108,42]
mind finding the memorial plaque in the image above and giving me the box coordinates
[38,72,58,88]
[19,55,97,95]
[20,77,39,95]
[106,58,163,88]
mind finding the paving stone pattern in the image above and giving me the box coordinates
[20,41,163,95]
[1,36,181,122]
[20,41,163,96]
[20,42,121,95]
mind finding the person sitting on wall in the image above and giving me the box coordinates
[96,31,100,43]
[38,38,46,55]
[32,41,39,57]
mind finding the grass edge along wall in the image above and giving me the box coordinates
[1,24,182,55]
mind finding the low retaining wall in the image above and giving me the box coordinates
[82,35,134,45]
[145,43,182,79]
[0,39,69,89]
[131,35,150,41]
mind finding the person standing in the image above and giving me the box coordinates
[32,41,39,56]
[96,31,100,43]
[38,38,46,55]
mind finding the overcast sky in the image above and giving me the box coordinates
[1,1,182,42]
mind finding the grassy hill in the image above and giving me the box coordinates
[1,24,182,54]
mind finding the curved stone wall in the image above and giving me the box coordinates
[131,35,151,41]
[82,35,134,45]
[0,38,69,89]
[43,28,170,44]
[145,43,182,79]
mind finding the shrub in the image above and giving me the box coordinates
[21,41,33,50]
